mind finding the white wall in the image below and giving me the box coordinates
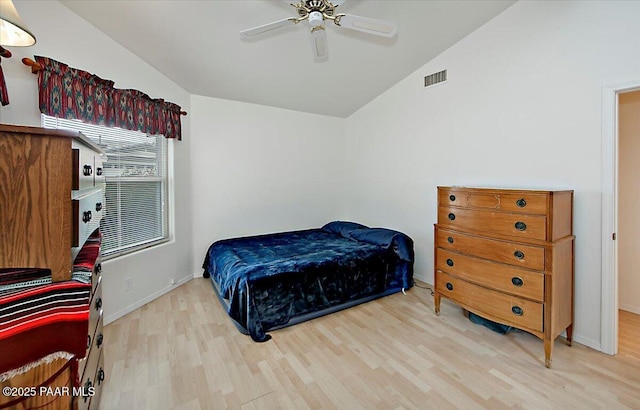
[344,0,640,351]
[618,90,640,315]
[0,1,193,324]
[4,0,638,354]
[189,95,347,275]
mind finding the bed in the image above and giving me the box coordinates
[202,221,414,342]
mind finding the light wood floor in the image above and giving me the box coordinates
[98,279,640,409]
[619,309,640,361]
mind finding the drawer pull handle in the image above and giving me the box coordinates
[511,277,524,287]
[82,210,92,223]
[98,368,105,384]
[83,164,93,176]
[97,333,104,347]
[514,250,525,259]
[83,379,93,401]
[514,221,526,231]
[95,297,103,310]
[447,236,454,244]
[516,198,527,208]
[87,334,91,349]
[448,213,456,221]
[95,263,102,274]
[446,258,454,267]
[96,167,103,176]
[446,282,453,291]
[96,202,103,212]
[449,194,456,202]
[512,306,523,316]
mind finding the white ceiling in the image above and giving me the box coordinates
[59,0,515,118]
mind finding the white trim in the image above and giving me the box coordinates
[619,305,640,316]
[572,334,602,353]
[104,275,192,325]
[413,271,429,285]
[601,79,640,356]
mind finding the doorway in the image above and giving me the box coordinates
[617,90,640,358]
[601,81,640,355]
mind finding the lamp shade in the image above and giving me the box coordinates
[0,0,36,46]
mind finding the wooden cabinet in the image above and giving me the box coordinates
[434,186,574,368]
[0,124,106,408]
[0,124,104,282]
[0,125,73,282]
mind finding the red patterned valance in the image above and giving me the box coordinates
[34,56,184,140]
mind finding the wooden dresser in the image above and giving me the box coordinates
[433,186,574,368]
[0,124,106,408]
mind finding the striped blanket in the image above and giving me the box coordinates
[0,268,93,376]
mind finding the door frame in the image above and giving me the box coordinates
[601,79,640,355]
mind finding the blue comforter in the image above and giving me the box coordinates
[203,221,414,342]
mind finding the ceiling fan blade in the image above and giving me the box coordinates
[310,26,328,62]
[334,13,397,38]
[239,17,297,38]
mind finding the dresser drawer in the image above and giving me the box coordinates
[92,257,102,295]
[94,154,105,186]
[77,350,104,410]
[72,135,105,191]
[439,206,547,241]
[88,278,103,343]
[72,146,97,192]
[436,270,543,332]
[436,228,545,270]
[436,248,544,301]
[72,189,104,249]
[90,351,105,409]
[438,187,549,215]
[79,316,104,383]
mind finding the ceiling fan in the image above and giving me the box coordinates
[239,0,398,62]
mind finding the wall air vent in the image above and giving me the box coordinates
[424,70,447,87]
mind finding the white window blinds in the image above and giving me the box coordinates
[42,115,169,259]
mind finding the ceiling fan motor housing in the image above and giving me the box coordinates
[305,0,328,11]
[297,0,336,18]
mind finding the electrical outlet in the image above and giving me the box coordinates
[125,277,132,291]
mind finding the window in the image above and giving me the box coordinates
[42,115,169,259]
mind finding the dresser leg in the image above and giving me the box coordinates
[544,339,553,368]
[434,292,441,315]
[566,324,573,346]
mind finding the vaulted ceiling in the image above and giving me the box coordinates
[60,0,515,118]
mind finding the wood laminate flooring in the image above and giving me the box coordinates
[98,279,640,409]
[619,309,640,361]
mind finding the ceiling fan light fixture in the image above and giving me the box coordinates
[0,0,36,46]
[308,11,323,27]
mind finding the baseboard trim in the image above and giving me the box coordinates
[572,334,603,354]
[104,275,193,325]
[413,271,428,284]
[619,305,640,315]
